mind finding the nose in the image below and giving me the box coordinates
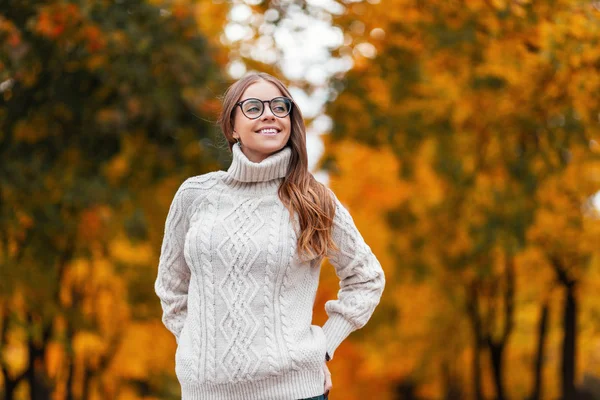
[261,102,276,120]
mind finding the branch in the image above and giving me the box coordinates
[466,282,484,345]
[549,254,575,288]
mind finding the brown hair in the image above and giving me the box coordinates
[217,72,338,260]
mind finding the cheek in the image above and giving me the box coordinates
[233,114,250,133]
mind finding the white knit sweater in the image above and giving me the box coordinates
[154,143,385,400]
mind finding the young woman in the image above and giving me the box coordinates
[154,72,385,400]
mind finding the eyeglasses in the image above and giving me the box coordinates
[235,97,293,119]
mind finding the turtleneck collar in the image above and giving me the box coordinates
[226,143,292,183]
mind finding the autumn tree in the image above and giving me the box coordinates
[0,0,228,398]
[282,0,600,398]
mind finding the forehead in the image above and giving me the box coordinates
[240,80,284,101]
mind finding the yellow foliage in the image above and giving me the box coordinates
[86,54,107,71]
[60,258,89,307]
[73,332,107,369]
[327,139,409,210]
[46,340,65,379]
[13,117,49,144]
[409,140,447,212]
[108,321,176,380]
[109,235,154,266]
[2,326,28,378]
[104,155,129,184]
[320,0,600,395]
[95,108,124,125]
[192,1,229,67]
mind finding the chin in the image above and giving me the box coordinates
[254,140,288,153]
[261,145,287,157]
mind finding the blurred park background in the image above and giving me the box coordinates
[1,0,600,399]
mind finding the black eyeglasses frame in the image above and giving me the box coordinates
[234,96,294,120]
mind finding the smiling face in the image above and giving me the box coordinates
[232,80,292,163]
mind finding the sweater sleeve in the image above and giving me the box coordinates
[321,190,386,360]
[154,179,193,344]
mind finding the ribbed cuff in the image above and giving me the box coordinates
[321,314,356,360]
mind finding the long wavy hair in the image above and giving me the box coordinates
[217,72,338,261]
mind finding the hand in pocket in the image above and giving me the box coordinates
[323,361,332,398]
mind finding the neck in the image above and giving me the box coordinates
[226,143,292,184]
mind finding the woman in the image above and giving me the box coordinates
[154,72,385,400]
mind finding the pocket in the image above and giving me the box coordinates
[311,325,328,363]
[175,317,189,357]
[175,316,196,383]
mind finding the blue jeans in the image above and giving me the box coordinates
[299,395,326,400]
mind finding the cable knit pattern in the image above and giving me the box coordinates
[155,174,218,343]
[263,201,283,375]
[217,197,264,382]
[190,192,219,383]
[279,218,302,372]
[186,201,204,384]
[154,143,385,400]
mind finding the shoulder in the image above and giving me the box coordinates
[325,187,349,213]
[173,171,225,205]
[180,171,225,190]
[326,188,356,229]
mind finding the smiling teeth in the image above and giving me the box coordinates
[259,129,277,134]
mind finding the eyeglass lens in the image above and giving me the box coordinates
[241,98,291,119]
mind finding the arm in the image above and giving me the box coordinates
[321,190,386,360]
[154,179,193,344]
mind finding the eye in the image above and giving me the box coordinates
[242,100,262,114]
[271,99,290,113]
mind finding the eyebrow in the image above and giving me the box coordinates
[239,96,285,101]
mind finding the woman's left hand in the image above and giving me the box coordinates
[323,361,332,397]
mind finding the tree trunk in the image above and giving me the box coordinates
[488,341,505,400]
[82,367,93,400]
[25,312,53,400]
[3,378,18,400]
[394,378,418,400]
[530,300,549,400]
[442,360,463,400]
[467,283,484,400]
[65,323,76,400]
[550,255,577,400]
[26,341,51,400]
[562,286,576,400]
[472,344,483,400]
[484,254,515,400]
